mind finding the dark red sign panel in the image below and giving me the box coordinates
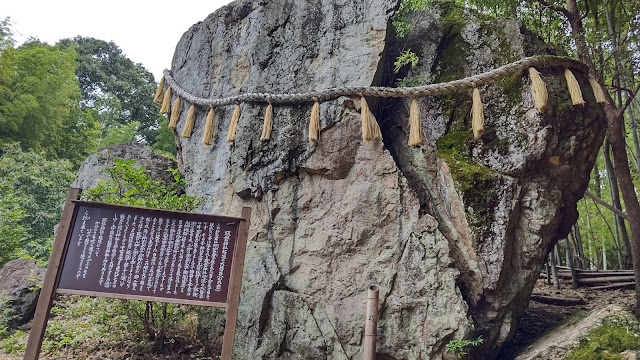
[57,201,241,306]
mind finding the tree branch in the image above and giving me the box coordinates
[579,0,590,22]
[619,82,640,114]
[529,0,570,17]
[584,191,630,220]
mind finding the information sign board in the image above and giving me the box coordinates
[24,189,250,360]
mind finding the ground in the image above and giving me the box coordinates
[1,280,636,359]
[498,279,637,359]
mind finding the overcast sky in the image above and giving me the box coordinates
[2,0,233,80]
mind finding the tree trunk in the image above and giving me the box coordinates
[603,0,640,178]
[604,140,632,267]
[584,199,599,266]
[592,196,624,269]
[603,104,640,313]
[571,225,585,269]
[602,236,608,270]
[565,238,579,288]
[550,250,560,289]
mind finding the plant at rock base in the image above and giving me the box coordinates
[445,336,484,358]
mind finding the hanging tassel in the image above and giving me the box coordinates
[369,111,382,141]
[309,99,320,143]
[154,76,165,104]
[564,68,585,106]
[168,97,181,130]
[472,86,485,138]
[226,104,241,142]
[202,106,215,146]
[408,97,422,146]
[588,77,608,104]
[260,102,273,141]
[160,87,172,114]
[528,67,548,113]
[361,95,382,141]
[181,104,196,138]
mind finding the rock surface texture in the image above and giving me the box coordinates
[0,259,45,329]
[165,1,606,358]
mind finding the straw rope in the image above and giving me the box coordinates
[162,56,586,107]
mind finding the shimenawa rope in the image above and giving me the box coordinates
[156,55,605,146]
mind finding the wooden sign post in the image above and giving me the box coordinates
[24,188,251,360]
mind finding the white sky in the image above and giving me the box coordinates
[2,0,233,80]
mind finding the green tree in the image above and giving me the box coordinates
[0,17,15,52]
[58,37,162,145]
[0,143,75,261]
[97,121,141,149]
[0,189,26,266]
[0,39,99,165]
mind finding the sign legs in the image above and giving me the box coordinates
[24,188,81,360]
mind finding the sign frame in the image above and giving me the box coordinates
[24,188,251,360]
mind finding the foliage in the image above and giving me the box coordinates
[152,116,177,156]
[0,143,75,262]
[84,158,201,212]
[58,37,163,145]
[0,295,16,340]
[97,121,140,149]
[445,335,484,358]
[394,50,419,74]
[0,189,26,266]
[1,295,200,357]
[0,38,100,165]
[1,330,25,354]
[393,0,430,38]
[0,17,15,52]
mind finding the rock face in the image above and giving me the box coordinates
[166,0,606,358]
[72,142,176,190]
[0,259,46,329]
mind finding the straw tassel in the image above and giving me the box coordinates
[528,67,548,113]
[588,77,608,104]
[181,104,196,138]
[159,87,172,114]
[168,97,181,130]
[564,68,585,106]
[202,106,215,146]
[226,104,241,142]
[309,99,320,143]
[361,95,382,141]
[154,76,165,104]
[260,102,273,141]
[408,97,422,146]
[472,86,485,138]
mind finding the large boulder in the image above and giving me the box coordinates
[165,0,606,358]
[72,142,176,190]
[0,259,45,329]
